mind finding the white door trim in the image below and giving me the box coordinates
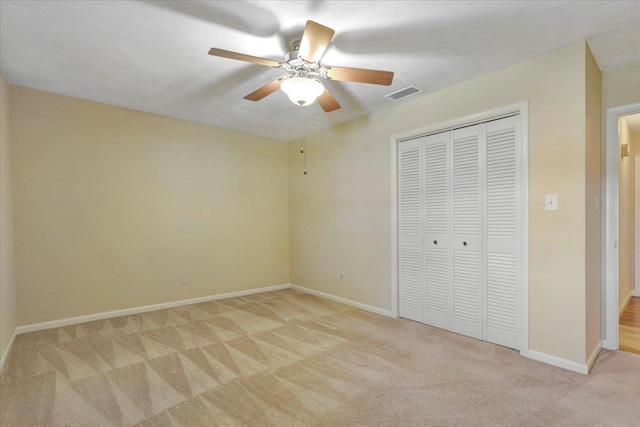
[390,101,529,355]
[603,102,640,350]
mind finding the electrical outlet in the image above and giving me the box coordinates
[180,275,187,285]
[339,273,344,283]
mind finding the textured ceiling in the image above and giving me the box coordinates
[1,1,639,142]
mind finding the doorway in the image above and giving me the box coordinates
[604,103,640,352]
[618,113,640,354]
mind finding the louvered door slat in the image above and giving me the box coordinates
[484,116,519,349]
[452,126,482,340]
[398,138,424,322]
[423,132,450,329]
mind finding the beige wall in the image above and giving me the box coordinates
[11,86,290,326]
[0,70,17,360]
[585,46,602,359]
[602,62,640,111]
[618,116,637,311]
[289,41,593,364]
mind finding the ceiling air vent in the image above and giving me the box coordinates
[385,86,423,101]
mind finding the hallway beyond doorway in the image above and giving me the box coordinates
[620,297,640,354]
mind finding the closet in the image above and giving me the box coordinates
[398,115,522,350]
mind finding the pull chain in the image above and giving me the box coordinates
[303,136,307,175]
[299,106,307,175]
[299,106,304,154]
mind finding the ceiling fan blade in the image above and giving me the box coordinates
[208,48,281,67]
[298,20,335,63]
[325,66,394,86]
[317,84,341,112]
[244,77,286,101]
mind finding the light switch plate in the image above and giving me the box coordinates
[545,194,558,211]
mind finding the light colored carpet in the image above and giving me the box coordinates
[1,288,639,426]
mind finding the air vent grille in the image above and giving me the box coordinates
[385,86,423,101]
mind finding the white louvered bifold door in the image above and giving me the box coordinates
[397,114,521,350]
[423,132,451,330]
[398,138,424,322]
[451,125,483,340]
[483,116,520,349]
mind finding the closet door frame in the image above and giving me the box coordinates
[390,102,529,356]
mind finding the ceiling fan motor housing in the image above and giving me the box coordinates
[285,48,299,63]
[285,40,301,62]
[281,38,332,81]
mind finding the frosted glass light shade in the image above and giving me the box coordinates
[281,77,324,106]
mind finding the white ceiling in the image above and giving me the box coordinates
[1,1,639,142]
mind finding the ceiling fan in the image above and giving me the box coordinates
[208,20,394,112]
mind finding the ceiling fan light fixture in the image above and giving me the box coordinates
[281,76,324,106]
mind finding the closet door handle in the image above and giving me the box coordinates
[463,241,468,246]
[433,240,438,245]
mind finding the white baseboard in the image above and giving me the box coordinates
[4,281,606,377]
[586,341,603,373]
[290,284,394,318]
[633,290,639,297]
[15,284,290,335]
[619,290,633,317]
[525,349,589,375]
[0,329,17,374]
[14,283,395,335]
[526,343,602,375]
